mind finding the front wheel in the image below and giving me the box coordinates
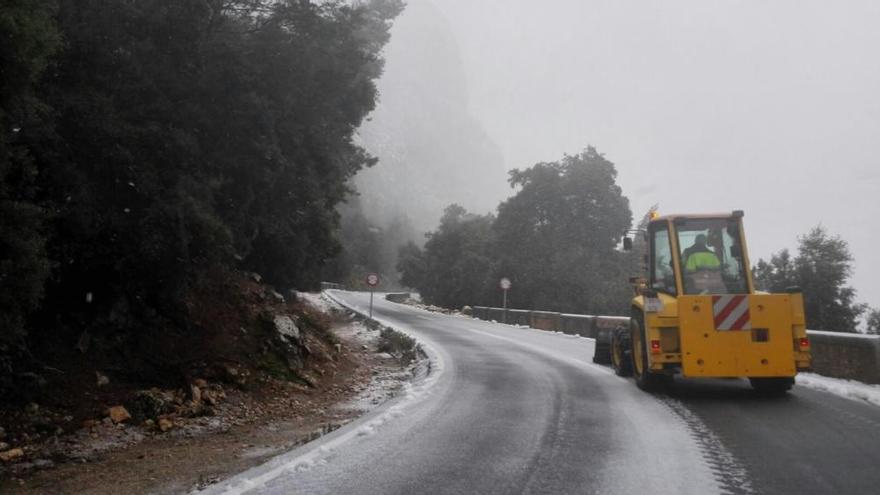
[630,312,669,391]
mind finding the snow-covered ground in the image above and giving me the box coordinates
[296,291,336,314]
[797,373,880,408]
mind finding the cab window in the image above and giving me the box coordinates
[650,225,676,295]
[676,218,749,295]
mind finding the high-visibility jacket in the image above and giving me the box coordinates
[685,251,721,272]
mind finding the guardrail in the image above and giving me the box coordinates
[506,309,531,326]
[559,314,596,337]
[467,305,880,384]
[469,306,625,341]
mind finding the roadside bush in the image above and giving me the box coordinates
[377,327,420,364]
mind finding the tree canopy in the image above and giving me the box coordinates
[399,148,634,315]
[492,148,632,314]
[398,205,496,309]
[0,0,403,395]
[866,309,880,335]
[0,0,61,358]
[754,226,866,332]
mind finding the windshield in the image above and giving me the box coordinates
[676,218,750,295]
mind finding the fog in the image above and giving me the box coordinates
[355,1,508,232]
[357,0,879,307]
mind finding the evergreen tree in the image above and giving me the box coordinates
[492,147,632,314]
[754,226,866,331]
[795,226,866,331]
[753,249,797,292]
[0,0,404,394]
[866,309,880,335]
[397,241,427,292]
[0,0,60,348]
[399,204,496,309]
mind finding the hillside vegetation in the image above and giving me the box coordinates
[0,0,403,399]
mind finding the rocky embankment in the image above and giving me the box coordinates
[0,292,423,494]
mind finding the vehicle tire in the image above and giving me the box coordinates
[749,377,794,395]
[593,330,612,365]
[630,312,669,391]
[611,329,632,376]
[592,344,611,364]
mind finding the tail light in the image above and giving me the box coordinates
[799,337,810,350]
[650,340,661,353]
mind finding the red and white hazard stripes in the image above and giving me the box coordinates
[712,295,751,331]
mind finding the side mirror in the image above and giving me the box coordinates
[622,237,633,251]
[730,245,742,258]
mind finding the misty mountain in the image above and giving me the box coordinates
[354,0,510,235]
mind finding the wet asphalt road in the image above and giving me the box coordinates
[665,376,880,494]
[207,291,880,495]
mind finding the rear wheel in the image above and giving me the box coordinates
[630,312,669,391]
[611,329,632,376]
[749,377,794,395]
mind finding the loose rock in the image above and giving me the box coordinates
[158,418,174,432]
[108,405,132,424]
[129,389,177,421]
[0,448,24,462]
[274,315,300,342]
[202,387,226,406]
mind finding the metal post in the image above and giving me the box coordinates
[502,289,508,324]
[369,290,374,319]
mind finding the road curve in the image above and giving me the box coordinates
[205,291,880,494]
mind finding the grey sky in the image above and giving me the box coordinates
[397,0,878,311]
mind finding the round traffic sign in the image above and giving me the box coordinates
[366,273,380,287]
[500,277,511,290]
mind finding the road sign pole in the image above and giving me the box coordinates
[502,289,508,324]
[499,277,511,324]
[365,272,379,320]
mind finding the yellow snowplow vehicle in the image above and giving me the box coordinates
[613,210,812,394]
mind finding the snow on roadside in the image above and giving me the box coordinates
[202,292,443,494]
[797,372,880,408]
[296,291,338,314]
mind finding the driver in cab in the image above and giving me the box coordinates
[683,234,723,294]
[683,234,720,272]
